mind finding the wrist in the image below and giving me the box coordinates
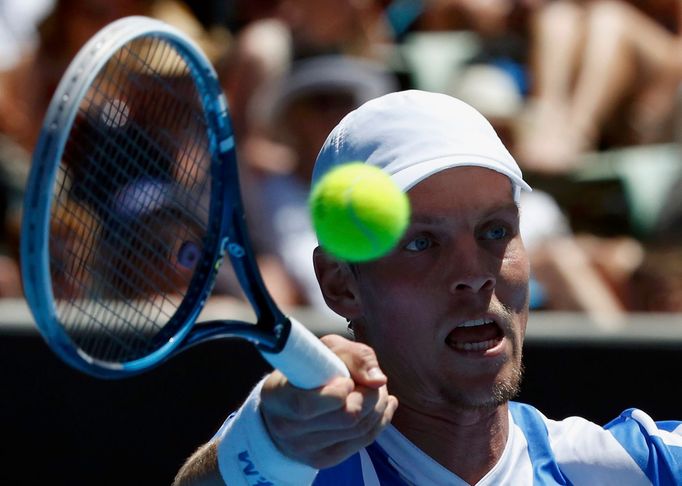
[214,377,319,486]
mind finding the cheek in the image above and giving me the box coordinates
[356,277,428,347]
[499,245,531,311]
[357,304,432,388]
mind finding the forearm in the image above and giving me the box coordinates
[174,378,318,486]
[174,336,394,485]
[173,442,224,486]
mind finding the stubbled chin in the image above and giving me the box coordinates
[440,362,523,410]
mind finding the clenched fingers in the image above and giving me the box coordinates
[267,391,398,469]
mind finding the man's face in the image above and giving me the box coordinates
[350,167,530,412]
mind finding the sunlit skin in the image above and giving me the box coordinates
[332,166,531,481]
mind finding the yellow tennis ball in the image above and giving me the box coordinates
[310,162,410,262]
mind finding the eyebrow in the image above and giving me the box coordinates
[486,202,520,218]
[411,203,519,225]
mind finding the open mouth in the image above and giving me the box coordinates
[445,318,504,353]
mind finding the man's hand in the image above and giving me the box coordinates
[260,334,398,469]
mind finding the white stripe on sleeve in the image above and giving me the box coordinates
[630,410,682,448]
[543,414,650,486]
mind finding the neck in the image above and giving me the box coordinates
[391,401,510,484]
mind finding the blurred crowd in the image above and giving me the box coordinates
[2,0,682,320]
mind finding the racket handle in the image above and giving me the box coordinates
[260,317,350,389]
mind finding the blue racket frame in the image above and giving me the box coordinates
[21,17,285,378]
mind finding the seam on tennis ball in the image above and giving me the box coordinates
[343,175,381,254]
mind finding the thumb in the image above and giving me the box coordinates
[321,334,386,389]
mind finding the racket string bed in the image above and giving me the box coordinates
[22,16,348,386]
[108,38,213,221]
[48,35,214,363]
[56,119,192,314]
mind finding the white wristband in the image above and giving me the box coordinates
[214,378,319,486]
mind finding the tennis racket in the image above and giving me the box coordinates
[20,16,348,386]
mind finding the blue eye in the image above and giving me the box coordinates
[483,226,508,240]
[404,236,432,252]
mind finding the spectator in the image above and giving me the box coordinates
[233,55,399,313]
[517,0,682,173]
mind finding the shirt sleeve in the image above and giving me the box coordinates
[213,378,319,486]
[604,408,682,484]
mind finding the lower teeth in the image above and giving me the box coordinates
[451,339,497,351]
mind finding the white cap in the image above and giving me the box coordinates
[312,90,531,202]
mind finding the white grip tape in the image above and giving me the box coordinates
[260,317,349,389]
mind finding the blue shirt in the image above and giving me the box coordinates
[215,381,682,486]
[313,402,682,485]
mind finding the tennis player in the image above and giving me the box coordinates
[174,90,682,485]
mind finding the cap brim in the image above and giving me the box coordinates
[390,155,532,195]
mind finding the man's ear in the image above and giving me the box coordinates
[313,246,363,320]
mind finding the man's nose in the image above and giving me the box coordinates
[450,274,496,293]
[447,240,496,294]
